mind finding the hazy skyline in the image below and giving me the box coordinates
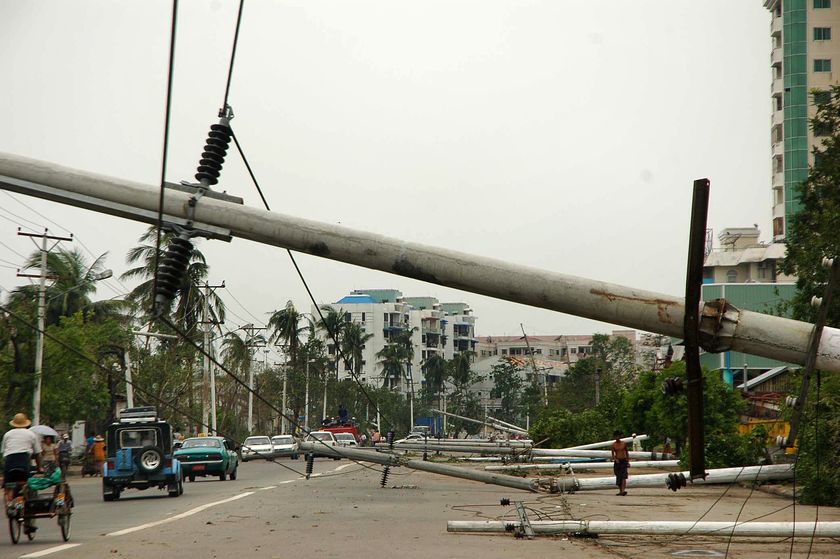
[0,1,772,342]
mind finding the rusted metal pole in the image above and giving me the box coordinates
[683,178,709,480]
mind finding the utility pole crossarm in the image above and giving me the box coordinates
[2,151,840,373]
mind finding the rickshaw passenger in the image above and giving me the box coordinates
[2,413,43,507]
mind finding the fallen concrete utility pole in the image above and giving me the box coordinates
[393,443,525,455]
[485,460,680,472]
[3,152,839,371]
[530,448,673,460]
[486,416,527,433]
[430,409,527,435]
[562,434,648,451]
[447,520,840,537]
[299,442,538,492]
[572,464,792,492]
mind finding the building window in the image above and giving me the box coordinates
[570,347,577,354]
[727,269,738,283]
[814,91,832,106]
[814,59,832,72]
[775,95,783,111]
[361,312,365,322]
[501,349,507,355]
[815,0,831,8]
[814,27,832,41]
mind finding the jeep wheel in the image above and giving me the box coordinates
[168,478,182,497]
[136,446,163,474]
[188,474,195,483]
[103,484,120,502]
[219,471,227,481]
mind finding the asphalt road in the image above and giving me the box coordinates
[0,455,325,558]
[2,458,838,559]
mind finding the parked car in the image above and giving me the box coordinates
[102,406,183,501]
[240,436,274,462]
[304,431,341,459]
[334,433,357,447]
[174,437,239,482]
[270,435,299,459]
[394,433,426,444]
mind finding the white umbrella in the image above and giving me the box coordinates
[30,425,59,438]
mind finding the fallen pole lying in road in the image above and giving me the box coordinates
[447,520,840,537]
[5,151,840,372]
[299,442,539,492]
[299,443,791,494]
[531,448,673,460]
[485,460,680,472]
[430,409,528,436]
[562,434,648,451]
[573,464,792,492]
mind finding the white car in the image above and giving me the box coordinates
[334,433,357,447]
[305,431,341,459]
[271,435,300,459]
[240,436,274,462]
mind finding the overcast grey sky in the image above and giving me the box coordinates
[0,1,771,338]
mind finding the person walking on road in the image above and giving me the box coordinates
[611,430,629,496]
[2,413,43,505]
[91,435,106,476]
[57,434,73,477]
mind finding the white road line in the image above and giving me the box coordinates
[106,492,254,537]
[258,485,277,490]
[334,463,353,471]
[19,543,82,558]
[279,480,295,484]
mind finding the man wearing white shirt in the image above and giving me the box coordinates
[2,413,43,505]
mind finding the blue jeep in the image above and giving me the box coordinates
[102,407,183,501]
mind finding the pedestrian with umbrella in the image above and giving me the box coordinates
[31,425,60,474]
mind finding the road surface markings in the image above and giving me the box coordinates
[19,543,82,558]
[335,463,353,471]
[106,492,255,537]
[259,485,277,490]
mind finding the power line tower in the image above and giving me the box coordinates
[16,228,72,425]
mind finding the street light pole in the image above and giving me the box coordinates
[304,358,310,431]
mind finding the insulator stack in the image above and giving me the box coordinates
[305,453,314,479]
[195,122,233,187]
[154,235,193,313]
[666,472,687,492]
[386,431,395,450]
[380,466,391,487]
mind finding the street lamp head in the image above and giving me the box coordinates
[94,269,113,281]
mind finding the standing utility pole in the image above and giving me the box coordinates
[200,282,225,434]
[520,324,547,406]
[17,228,71,425]
[243,324,265,434]
[304,358,310,431]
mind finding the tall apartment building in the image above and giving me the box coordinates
[475,330,638,366]
[701,226,796,380]
[765,0,840,240]
[313,290,477,390]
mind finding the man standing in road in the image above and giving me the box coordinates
[611,430,629,496]
[2,413,43,504]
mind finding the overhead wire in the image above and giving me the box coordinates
[150,0,179,318]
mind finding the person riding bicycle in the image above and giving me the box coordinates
[57,434,73,477]
[2,413,43,517]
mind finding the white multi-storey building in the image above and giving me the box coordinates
[314,290,477,391]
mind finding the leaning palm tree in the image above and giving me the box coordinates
[422,352,448,401]
[121,227,224,333]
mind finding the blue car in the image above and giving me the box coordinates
[102,407,183,501]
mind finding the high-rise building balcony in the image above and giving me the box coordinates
[772,77,784,97]
[772,108,783,128]
[771,48,782,67]
[773,171,784,189]
[772,142,783,158]
[773,203,785,219]
[771,16,781,36]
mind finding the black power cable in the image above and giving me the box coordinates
[151,0,180,318]
[222,0,245,112]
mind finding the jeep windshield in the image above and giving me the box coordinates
[244,437,270,446]
[181,438,221,449]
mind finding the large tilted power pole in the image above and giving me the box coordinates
[2,151,840,373]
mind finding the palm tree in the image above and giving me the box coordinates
[341,322,373,378]
[121,227,224,332]
[376,343,404,390]
[449,350,476,390]
[15,247,123,325]
[422,352,448,397]
[316,305,346,379]
[267,301,311,367]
